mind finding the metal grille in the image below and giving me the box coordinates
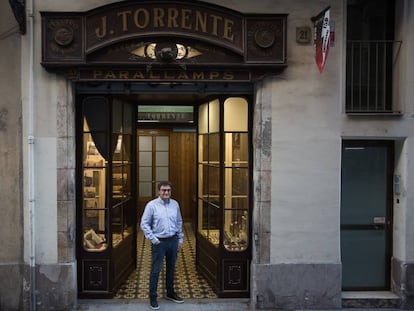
[346,40,402,113]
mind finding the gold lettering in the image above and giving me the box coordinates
[192,72,205,79]
[181,9,192,30]
[105,71,117,79]
[209,71,220,79]
[93,70,104,79]
[222,71,234,80]
[117,11,131,31]
[164,71,175,79]
[95,16,107,39]
[132,71,145,79]
[210,15,223,36]
[167,8,179,28]
[223,19,234,41]
[119,71,129,79]
[153,8,165,27]
[195,11,207,33]
[177,71,189,79]
[134,9,150,29]
[149,71,161,79]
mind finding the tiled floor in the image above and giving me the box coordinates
[115,223,217,299]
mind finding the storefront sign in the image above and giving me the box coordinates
[41,1,287,81]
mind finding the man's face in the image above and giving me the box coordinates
[159,186,172,201]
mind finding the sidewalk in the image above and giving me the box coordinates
[75,298,402,311]
[76,298,251,311]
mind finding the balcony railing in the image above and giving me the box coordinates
[346,40,402,113]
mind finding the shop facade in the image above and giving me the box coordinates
[1,0,414,310]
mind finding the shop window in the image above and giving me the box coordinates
[197,97,250,251]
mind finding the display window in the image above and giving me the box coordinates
[198,97,249,251]
[77,95,137,297]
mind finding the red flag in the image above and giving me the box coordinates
[312,7,331,73]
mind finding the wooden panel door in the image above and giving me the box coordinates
[137,129,196,222]
[170,131,197,222]
[137,129,169,218]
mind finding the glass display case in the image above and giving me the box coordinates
[197,97,251,298]
[77,96,136,298]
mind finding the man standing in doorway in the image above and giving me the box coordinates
[140,181,184,310]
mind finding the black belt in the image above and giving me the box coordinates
[158,234,177,241]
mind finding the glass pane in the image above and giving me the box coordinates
[224,209,248,251]
[113,226,133,248]
[209,133,220,163]
[139,136,152,151]
[198,200,220,247]
[83,212,107,252]
[84,133,106,167]
[225,133,249,167]
[156,151,168,166]
[341,146,388,224]
[112,204,123,233]
[231,196,249,209]
[139,182,152,196]
[341,229,386,288]
[113,134,123,161]
[209,204,221,231]
[202,165,209,197]
[156,166,169,181]
[83,97,109,132]
[139,151,152,166]
[198,103,208,134]
[112,102,122,134]
[139,166,152,181]
[209,99,220,133]
[209,165,220,199]
[123,103,133,134]
[156,136,169,151]
[123,164,131,195]
[83,181,106,254]
[201,135,208,162]
[112,167,124,196]
[121,135,132,162]
[231,168,249,196]
[83,117,90,132]
[224,97,248,132]
[83,168,106,209]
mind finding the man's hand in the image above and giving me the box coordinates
[178,243,183,252]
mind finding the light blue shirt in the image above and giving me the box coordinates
[140,197,184,245]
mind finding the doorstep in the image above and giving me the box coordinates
[342,291,401,309]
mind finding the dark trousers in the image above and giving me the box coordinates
[149,237,178,299]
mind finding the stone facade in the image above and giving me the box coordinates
[1,0,414,310]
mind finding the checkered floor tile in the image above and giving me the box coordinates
[115,223,217,299]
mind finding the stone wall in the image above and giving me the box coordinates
[0,2,24,311]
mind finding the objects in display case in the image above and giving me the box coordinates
[112,173,127,195]
[84,228,107,251]
[112,226,132,248]
[200,229,220,246]
[85,141,105,167]
[224,210,248,251]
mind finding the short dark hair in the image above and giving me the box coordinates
[157,181,172,190]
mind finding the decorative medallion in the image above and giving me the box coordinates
[254,29,276,49]
[43,17,83,61]
[54,26,74,47]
